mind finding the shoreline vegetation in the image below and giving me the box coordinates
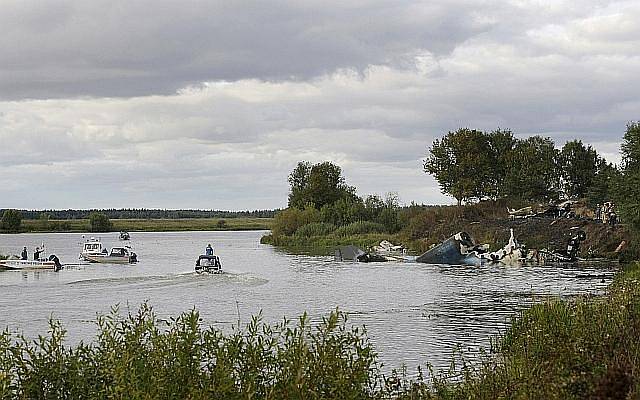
[1,263,638,398]
[1,217,272,234]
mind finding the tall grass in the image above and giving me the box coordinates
[333,221,386,237]
[294,222,336,237]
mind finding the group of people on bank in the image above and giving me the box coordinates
[595,202,617,226]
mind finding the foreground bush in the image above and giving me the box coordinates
[2,263,640,399]
[0,305,387,399]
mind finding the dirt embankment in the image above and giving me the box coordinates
[462,217,628,258]
[404,201,630,259]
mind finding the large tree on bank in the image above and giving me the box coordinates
[287,161,356,209]
[424,128,495,205]
[616,122,640,232]
[559,140,602,199]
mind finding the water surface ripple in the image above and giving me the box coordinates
[0,231,614,371]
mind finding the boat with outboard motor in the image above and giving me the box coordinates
[195,254,222,274]
[79,237,107,261]
[84,246,138,264]
[0,244,62,271]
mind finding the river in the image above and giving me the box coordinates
[0,230,614,372]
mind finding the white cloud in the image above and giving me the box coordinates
[0,1,637,209]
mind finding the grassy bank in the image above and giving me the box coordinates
[19,217,272,233]
[2,264,638,398]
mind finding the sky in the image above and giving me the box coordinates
[1,1,638,210]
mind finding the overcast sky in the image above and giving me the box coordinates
[1,0,638,210]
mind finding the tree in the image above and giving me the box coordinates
[486,129,517,199]
[287,161,312,209]
[89,212,113,232]
[621,121,640,171]
[616,122,640,233]
[586,161,619,207]
[287,161,356,209]
[559,140,601,198]
[502,136,561,202]
[0,210,22,233]
[424,128,495,205]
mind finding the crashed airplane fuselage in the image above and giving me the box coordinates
[416,230,526,266]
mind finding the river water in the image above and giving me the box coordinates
[0,230,614,372]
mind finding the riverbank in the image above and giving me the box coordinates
[262,201,632,260]
[18,217,272,233]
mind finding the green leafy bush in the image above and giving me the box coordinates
[271,207,321,236]
[0,305,384,399]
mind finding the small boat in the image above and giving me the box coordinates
[195,255,222,274]
[1,245,62,271]
[85,247,138,264]
[119,231,130,241]
[79,237,107,261]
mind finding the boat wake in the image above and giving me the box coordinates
[66,271,269,288]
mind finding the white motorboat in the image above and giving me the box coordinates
[195,254,222,274]
[84,246,138,264]
[80,237,107,261]
[1,244,62,271]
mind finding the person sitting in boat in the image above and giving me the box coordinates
[205,243,215,256]
[33,247,43,261]
[21,247,28,260]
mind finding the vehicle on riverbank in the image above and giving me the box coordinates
[84,246,137,264]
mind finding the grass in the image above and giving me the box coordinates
[19,217,273,233]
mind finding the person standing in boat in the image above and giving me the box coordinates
[205,243,215,256]
[21,247,28,260]
[33,246,43,261]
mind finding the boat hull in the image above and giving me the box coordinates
[0,259,57,270]
[84,255,135,264]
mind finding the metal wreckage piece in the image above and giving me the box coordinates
[415,229,587,266]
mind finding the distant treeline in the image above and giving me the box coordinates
[1,208,279,220]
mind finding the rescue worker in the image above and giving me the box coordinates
[205,243,214,256]
[21,247,28,260]
[33,247,43,261]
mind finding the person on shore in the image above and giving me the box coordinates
[595,204,601,222]
[21,247,28,260]
[205,243,214,256]
[33,247,43,261]
[602,202,610,224]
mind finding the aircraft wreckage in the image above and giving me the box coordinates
[334,229,588,266]
[416,229,587,266]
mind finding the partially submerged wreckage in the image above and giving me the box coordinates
[334,240,408,263]
[416,229,587,266]
[335,229,588,266]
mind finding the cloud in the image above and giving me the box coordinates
[0,1,638,209]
